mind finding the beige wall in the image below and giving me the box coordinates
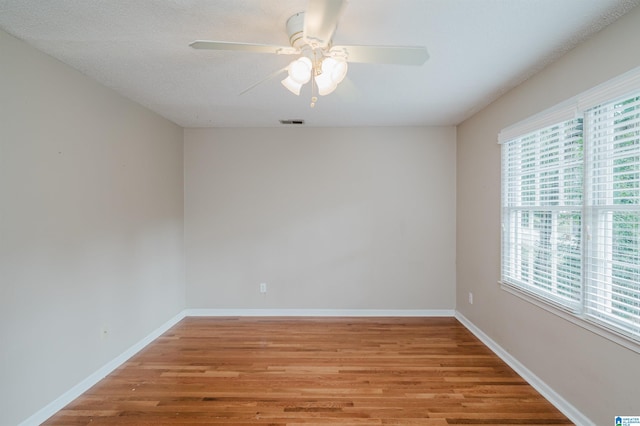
[0,30,185,425]
[456,6,640,425]
[185,127,456,310]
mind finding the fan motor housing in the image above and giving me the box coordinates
[286,12,306,48]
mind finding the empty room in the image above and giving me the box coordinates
[1,1,640,425]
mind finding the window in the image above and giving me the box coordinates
[502,118,584,311]
[584,95,640,339]
[500,67,640,346]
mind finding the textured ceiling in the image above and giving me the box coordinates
[1,0,639,128]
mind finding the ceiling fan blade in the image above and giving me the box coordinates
[331,45,429,65]
[303,0,346,48]
[239,67,288,96]
[190,40,298,55]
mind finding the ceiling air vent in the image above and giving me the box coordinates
[279,119,305,125]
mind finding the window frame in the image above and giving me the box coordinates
[499,66,640,353]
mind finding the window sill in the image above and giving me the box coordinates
[499,281,640,355]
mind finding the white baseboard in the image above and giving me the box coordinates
[185,308,456,317]
[19,311,186,426]
[454,311,593,426]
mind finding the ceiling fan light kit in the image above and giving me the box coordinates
[279,10,349,102]
[282,51,348,99]
[189,0,428,107]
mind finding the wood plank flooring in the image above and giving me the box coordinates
[44,317,573,425]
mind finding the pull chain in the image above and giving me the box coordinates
[310,78,317,108]
[310,50,320,108]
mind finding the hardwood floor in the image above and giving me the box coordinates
[44,317,572,425]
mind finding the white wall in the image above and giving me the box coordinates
[185,127,456,310]
[0,30,185,425]
[456,6,640,425]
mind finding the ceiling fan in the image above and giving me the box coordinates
[190,0,429,106]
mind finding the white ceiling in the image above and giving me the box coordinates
[1,0,638,128]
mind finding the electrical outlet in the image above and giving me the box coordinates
[260,282,267,294]
[468,292,474,304]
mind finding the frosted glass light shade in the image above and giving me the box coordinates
[288,57,312,84]
[330,60,348,84]
[314,57,348,96]
[315,72,337,96]
[281,76,303,95]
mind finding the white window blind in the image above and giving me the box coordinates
[498,102,578,145]
[502,118,584,311]
[584,93,640,339]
